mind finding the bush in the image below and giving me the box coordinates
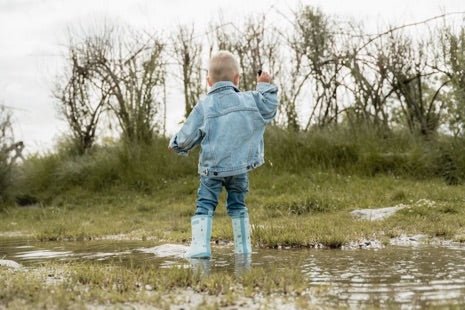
[265,125,465,180]
[8,124,465,204]
[12,136,198,203]
[264,126,360,172]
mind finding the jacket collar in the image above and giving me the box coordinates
[207,81,240,94]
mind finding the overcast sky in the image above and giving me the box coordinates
[1,0,464,153]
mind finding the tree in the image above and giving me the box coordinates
[343,34,395,131]
[277,19,311,131]
[213,15,280,91]
[54,47,110,154]
[0,106,23,201]
[71,26,167,144]
[172,25,204,118]
[385,33,447,137]
[438,25,465,137]
[292,6,345,129]
[276,44,306,130]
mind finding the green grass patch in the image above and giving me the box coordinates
[0,260,308,309]
[1,170,465,247]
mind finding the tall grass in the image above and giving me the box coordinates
[265,125,465,180]
[6,125,465,205]
[10,136,197,204]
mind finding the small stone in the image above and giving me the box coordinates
[145,284,153,291]
[0,259,22,269]
[351,205,407,221]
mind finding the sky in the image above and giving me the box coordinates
[0,0,464,153]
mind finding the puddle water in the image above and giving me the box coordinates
[303,246,465,308]
[1,238,465,308]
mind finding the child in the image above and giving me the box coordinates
[169,50,278,258]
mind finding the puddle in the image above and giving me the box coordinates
[1,238,465,307]
[302,246,465,307]
[15,249,74,260]
[138,244,189,258]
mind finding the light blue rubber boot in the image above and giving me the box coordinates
[232,213,252,254]
[186,215,212,259]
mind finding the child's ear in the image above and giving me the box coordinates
[207,76,213,87]
[233,74,240,86]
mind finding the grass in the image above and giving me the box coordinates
[0,260,310,309]
[1,169,465,246]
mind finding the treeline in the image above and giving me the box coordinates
[52,6,465,154]
[2,6,465,204]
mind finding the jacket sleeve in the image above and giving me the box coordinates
[253,82,279,123]
[168,105,204,156]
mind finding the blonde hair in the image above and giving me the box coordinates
[208,50,240,83]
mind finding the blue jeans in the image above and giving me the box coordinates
[195,173,249,217]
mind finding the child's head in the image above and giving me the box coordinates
[207,51,240,86]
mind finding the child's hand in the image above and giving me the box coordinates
[257,71,272,83]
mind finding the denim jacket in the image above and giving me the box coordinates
[169,81,279,177]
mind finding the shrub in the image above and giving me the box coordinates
[9,124,465,204]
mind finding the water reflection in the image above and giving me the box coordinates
[234,254,252,276]
[189,254,251,276]
[189,258,211,276]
